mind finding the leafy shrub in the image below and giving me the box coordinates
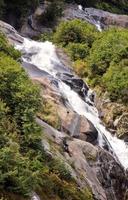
[39,32,53,42]
[73,59,89,78]
[0,32,21,59]
[102,60,128,103]
[66,43,89,61]
[53,19,97,47]
[49,159,72,181]
[88,28,128,77]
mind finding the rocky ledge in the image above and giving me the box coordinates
[20,2,128,38]
[63,4,128,29]
[0,20,23,44]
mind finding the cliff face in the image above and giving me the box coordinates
[0,2,128,199]
[20,2,128,38]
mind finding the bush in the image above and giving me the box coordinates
[102,60,128,103]
[0,32,21,59]
[88,28,128,77]
[39,32,53,42]
[73,59,89,78]
[53,19,97,47]
[66,43,89,61]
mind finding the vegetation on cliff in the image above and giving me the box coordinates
[0,33,94,200]
[50,19,128,104]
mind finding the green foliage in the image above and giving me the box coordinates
[39,32,53,42]
[86,28,128,103]
[40,173,93,200]
[88,28,128,77]
[66,43,89,61]
[49,159,72,181]
[0,49,43,196]
[53,19,97,47]
[0,32,21,59]
[102,60,128,103]
[73,60,89,78]
[53,20,128,104]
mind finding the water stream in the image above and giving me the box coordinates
[16,38,128,170]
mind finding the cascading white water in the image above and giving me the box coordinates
[16,38,128,169]
[31,193,40,200]
[78,5,102,32]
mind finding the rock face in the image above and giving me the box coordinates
[67,139,127,200]
[95,93,128,142]
[63,4,128,29]
[33,75,127,200]
[37,118,128,200]
[34,76,98,144]
[58,72,89,101]
[20,2,128,38]
[20,2,52,38]
[0,20,23,44]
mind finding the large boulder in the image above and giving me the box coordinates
[65,139,128,200]
[36,116,128,200]
[0,20,23,44]
[58,106,98,144]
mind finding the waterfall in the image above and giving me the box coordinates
[78,5,102,31]
[31,193,40,200]
[16,38,128,170]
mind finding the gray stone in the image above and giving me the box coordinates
[0,20,23,44]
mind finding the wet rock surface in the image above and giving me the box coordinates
[97,150,128,200]
[34,76,98,144]
[33,75,127,200]
[37,118,128,200]
[58,72,89,101]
